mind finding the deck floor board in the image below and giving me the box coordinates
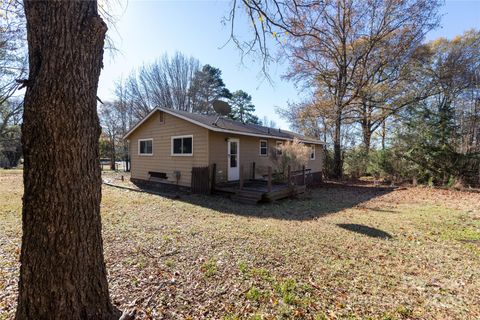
[215,180,305,204]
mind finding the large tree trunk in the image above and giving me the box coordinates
[16,1,118,319]
[360,101,372,155]
[362,120,372,155]
[110,137,116,171]
[381,120,387,151]
[333,111,342,179]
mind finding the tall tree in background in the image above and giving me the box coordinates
[395,31,480,185]
[260,115,277,128]
[283,0,441,178]
[0,0,27,105]
[352,55,421,154]
[99,101,124,170]
[276,101,329,143]
[115,57,255,121]
[16,1,118,318]
[0,1,26,167]
[230,0,441,178]
[113,78,134,171]
[0,98,23,167]
[189,64,231,114]
[228,90,259,124]
[115,52,200,120]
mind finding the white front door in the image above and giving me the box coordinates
[227,139,240,181]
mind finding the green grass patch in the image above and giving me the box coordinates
[201,259,217,278]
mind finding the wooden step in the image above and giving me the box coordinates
[236,191,263,199]
[231,195,260,205]
[237,189,265,196]
[232,189,263,201]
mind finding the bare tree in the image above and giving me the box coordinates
[229,0,441,178]
[286,0,441,177]
[352,53,436,154]
[0,98,23,167]
[99,101,123,170]
[116,52,201,121]
[0,0,27,105]
[276,100,329,142]
[113,80,134,170]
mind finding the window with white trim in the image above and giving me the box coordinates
[171,135,193,156]
[276,141,283,155]
[310,145,315,160]
[138,139,153,155]
[259,140,268,156]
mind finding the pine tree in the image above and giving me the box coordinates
[228,90,260,124]
[189,64,231,114]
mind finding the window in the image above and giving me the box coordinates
[259,140,268,156]
[276,141,283,155]
[138,139,153,155]
[310,145,315,160]
[171,135,193,156]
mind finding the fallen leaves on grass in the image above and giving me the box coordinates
[0,171,479,319]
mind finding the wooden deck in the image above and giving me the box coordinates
[215,180,306,204]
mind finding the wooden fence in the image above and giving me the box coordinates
[191,166,210,194]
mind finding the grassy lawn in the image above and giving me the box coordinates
[1,170,479,319]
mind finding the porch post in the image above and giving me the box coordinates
[239,164,244,190]
[287,165,291,185]
[268,166,272,192]
[210,163,216,194]
[302,165,306,185]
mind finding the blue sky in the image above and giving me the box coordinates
[98,0,480,129]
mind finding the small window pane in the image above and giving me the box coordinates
[140,140,152,155]
[173,136,193,155]
[230,141,237,155]
[260,140,267,155]
[230,155,237,168]
[183,137,192,154]
[146,141,152,154]
[173,138,182,154]
[310,146,315,159]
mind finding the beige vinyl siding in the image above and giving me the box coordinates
[208,131,324,183]
[307,144,324,173]
[128,111,209,187]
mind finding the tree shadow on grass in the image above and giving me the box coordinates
[337,223,393,239]
[131,182,398,221]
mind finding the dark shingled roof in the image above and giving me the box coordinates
[124,107,324,144]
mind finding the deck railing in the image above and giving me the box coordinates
[210,162,321,193]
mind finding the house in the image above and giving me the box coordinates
[123,107,325,189]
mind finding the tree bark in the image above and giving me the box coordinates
[16,1,118,319]
[362,119,372,155]
[381,120,387,151]
[110,136,116,171]
[360,101,372,155]
[333,110,342,179]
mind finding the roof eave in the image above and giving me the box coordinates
[123,106,325,145]
[122,107,161,140]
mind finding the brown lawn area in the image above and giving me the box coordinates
[1,170,480,319]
